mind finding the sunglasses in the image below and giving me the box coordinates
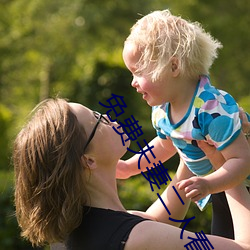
[84,111,110,151]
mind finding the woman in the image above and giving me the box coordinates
[13,98,250,249]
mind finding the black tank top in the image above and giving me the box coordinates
[66,206,148,250]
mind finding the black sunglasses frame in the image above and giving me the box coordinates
[83,111,110,151]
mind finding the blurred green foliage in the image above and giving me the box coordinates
[0,0,249,249]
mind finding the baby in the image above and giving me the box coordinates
[120,10,250,211]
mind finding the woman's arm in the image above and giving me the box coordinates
[225,184,250,244]
[125,183,250,250]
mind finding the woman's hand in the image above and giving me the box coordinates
[239,107,250,141]
[197,141,226,170]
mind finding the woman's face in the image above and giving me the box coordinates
[68,103,130,162]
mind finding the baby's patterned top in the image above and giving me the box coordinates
[152,75,241,176]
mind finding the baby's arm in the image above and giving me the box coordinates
[116,136,177,179]
[178,132,250,201]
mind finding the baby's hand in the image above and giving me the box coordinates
[177,176,211,202]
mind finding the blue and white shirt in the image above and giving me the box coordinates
[152,75,242,176]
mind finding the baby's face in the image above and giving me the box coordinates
[123,42,174,106]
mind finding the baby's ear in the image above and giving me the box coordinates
[171,57,180,76]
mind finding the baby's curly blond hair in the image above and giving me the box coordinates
[125,9,222,81]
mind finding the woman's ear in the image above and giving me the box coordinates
[82,155,97,169]
[170,57,180,77]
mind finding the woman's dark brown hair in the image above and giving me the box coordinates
[13,98,88,246]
